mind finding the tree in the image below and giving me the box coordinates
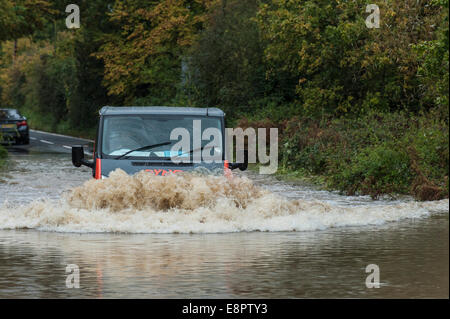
[0,0,53,59]
[257,0,444,117]
[95,0,208,104]
[415,0,449,119]
[187,0,268,116]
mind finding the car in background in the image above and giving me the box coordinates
[0,108,30,145]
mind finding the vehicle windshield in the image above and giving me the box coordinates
[101,115,223,159]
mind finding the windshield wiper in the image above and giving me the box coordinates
[171,145,218,160]
[113,141,173,160]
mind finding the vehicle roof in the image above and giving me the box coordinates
[99,106,225,117]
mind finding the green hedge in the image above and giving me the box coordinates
[241,110,449,201]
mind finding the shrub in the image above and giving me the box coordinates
[328,144,412,198]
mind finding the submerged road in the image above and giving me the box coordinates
[1,129,95,204]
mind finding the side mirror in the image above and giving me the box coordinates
[230,150,248,171]
[72,146,94,168]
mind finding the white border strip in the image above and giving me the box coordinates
[30,129,93,142]
[40,139,54,145]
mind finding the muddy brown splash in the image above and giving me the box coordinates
[66,169,269,212]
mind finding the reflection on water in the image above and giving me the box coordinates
[0,150,448,298]
[0,215,447,298]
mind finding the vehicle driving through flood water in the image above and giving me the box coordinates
[71,106,247,179]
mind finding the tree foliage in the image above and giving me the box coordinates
[0,0,53,41]
[95,0,208,104]
[257,0,446,116]
[186,0,268,116]
[1,0,447,119]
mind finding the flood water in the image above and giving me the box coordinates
[0,148,448,298]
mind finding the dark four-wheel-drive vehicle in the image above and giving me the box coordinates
[0,108,29,145]
[72,106,247,179]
